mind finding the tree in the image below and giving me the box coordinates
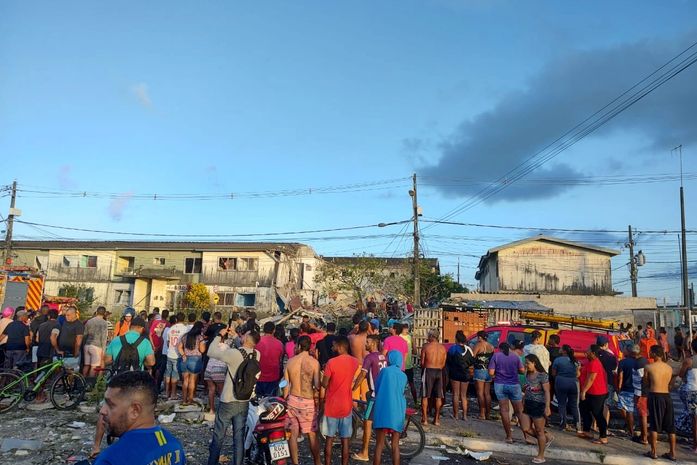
[402,262,468,306]
[185,283,213,310]
[58,283,96,314]
[316,255,405,309]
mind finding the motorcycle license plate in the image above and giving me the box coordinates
[269,440,290,461]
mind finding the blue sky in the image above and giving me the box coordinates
[2,1,696,303]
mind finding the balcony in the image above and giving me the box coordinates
[200,270,274,287]
[114,266,185,280]
[47,264,113,282]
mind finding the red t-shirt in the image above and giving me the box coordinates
[383,335,408,371]
[149,319,168,352]
[324,354,359,418]
[580,358,608,396]
[300,331,326,354]
[256,334,284,382]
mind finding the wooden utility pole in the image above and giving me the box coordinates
[3,181,17,265]
[628,225,638,297]
[410,174,420,308]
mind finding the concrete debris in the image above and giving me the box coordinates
[25,402,54,411]
[1,439,43,451]
[66,421,87,429]
[15,450,29,456]
[158,413,176,424]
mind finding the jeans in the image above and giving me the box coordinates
[4,350,27,370]
[555,376,580,429]
[581,393,608,438]
[208,401,249,465]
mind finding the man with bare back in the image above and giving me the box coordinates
[349,320,369,364]
[643,345,677,461]
[283,335,321,465]
[420,329,447,425]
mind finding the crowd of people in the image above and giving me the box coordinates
[3,302,697,464]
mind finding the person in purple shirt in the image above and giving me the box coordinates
[489,342,530,444]
[352,335,387,462]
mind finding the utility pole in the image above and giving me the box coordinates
[409,173,420,308]
[457,256,461,284]
[673,145,691,334]
[628,225,638,297]
[3,181,17,266]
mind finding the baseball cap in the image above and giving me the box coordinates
[131,317,146,327]
[596,335,609,346]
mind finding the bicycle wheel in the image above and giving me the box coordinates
[50,372,86,410]
[0,371,26,413]
[386,416,425,459]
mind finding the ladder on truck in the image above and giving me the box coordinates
[518,311,622,331]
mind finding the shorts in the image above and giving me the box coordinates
[474,368,492,382]
[320,414,352,438]
[405,368,414,384]
[618,391,635,413]
[494,383,523,402]
[605,384,617,407]
[286,394,318,435]
[204,360,227,383]
[524,399,546,419]
[636,395,648,417]
[422,368,444,399]
[58,356,80,371]
[648,393,675,434]
[83,345,103,367]
[179,356,203,374]
[165,357,181,380]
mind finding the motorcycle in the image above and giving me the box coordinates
[245,381,290,465]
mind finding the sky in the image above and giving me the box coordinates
[1,1,697,304]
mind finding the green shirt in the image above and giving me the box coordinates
[106,330,154,369]
[400,333,414,370]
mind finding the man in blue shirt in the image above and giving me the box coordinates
[94,371,186,465]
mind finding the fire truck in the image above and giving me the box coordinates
[0,266,76,312]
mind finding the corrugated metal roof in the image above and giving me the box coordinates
[10,240,305,252]
[441,299,552,312]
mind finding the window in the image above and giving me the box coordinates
[469,330,501,349]
[305,264,313,271]
[114,289,131,305]
[235,293,256,307]
[218,257,237,271]
[215,292,236,306]
[238,258,258,271]
[153,257,166,265]
[507,331,532,346]
[184,257,202,274]
[63,255,97,268]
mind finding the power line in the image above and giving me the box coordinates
[421,219,697,234]
[426,38,697,227]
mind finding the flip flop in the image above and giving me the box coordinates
[531,458,546,464]
[660,453,676,462]
[505,438,514,444]
[591,439,608,445]
[351,453,369,462]
[545,435,555,450]
[642,451,657,460]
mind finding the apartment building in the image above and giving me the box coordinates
[8,241,319,314]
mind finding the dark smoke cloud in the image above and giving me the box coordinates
[420,33,697,201]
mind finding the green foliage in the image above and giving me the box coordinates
[185,283,213,310]
[58,284,95,314]
[87,373,107,405]
[402,262,468,305]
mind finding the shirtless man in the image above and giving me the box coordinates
[420,329,447,425]
[283,335,321,465]
[643,345,676,461]
[349,320,369,364]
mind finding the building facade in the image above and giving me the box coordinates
[475,235,620,296]
[7,241,320,315]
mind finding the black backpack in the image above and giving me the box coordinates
[229,348,260,400]
[113,335,146,373]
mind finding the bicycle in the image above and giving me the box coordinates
[0,357,87,412]
[319,399,425,459]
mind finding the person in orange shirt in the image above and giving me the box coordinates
[113,307,135,337]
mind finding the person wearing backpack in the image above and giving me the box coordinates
[104,317,156,372]
[207,328,261,465]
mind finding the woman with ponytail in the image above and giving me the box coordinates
[551,344,581,432]
[489,342,527,444]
